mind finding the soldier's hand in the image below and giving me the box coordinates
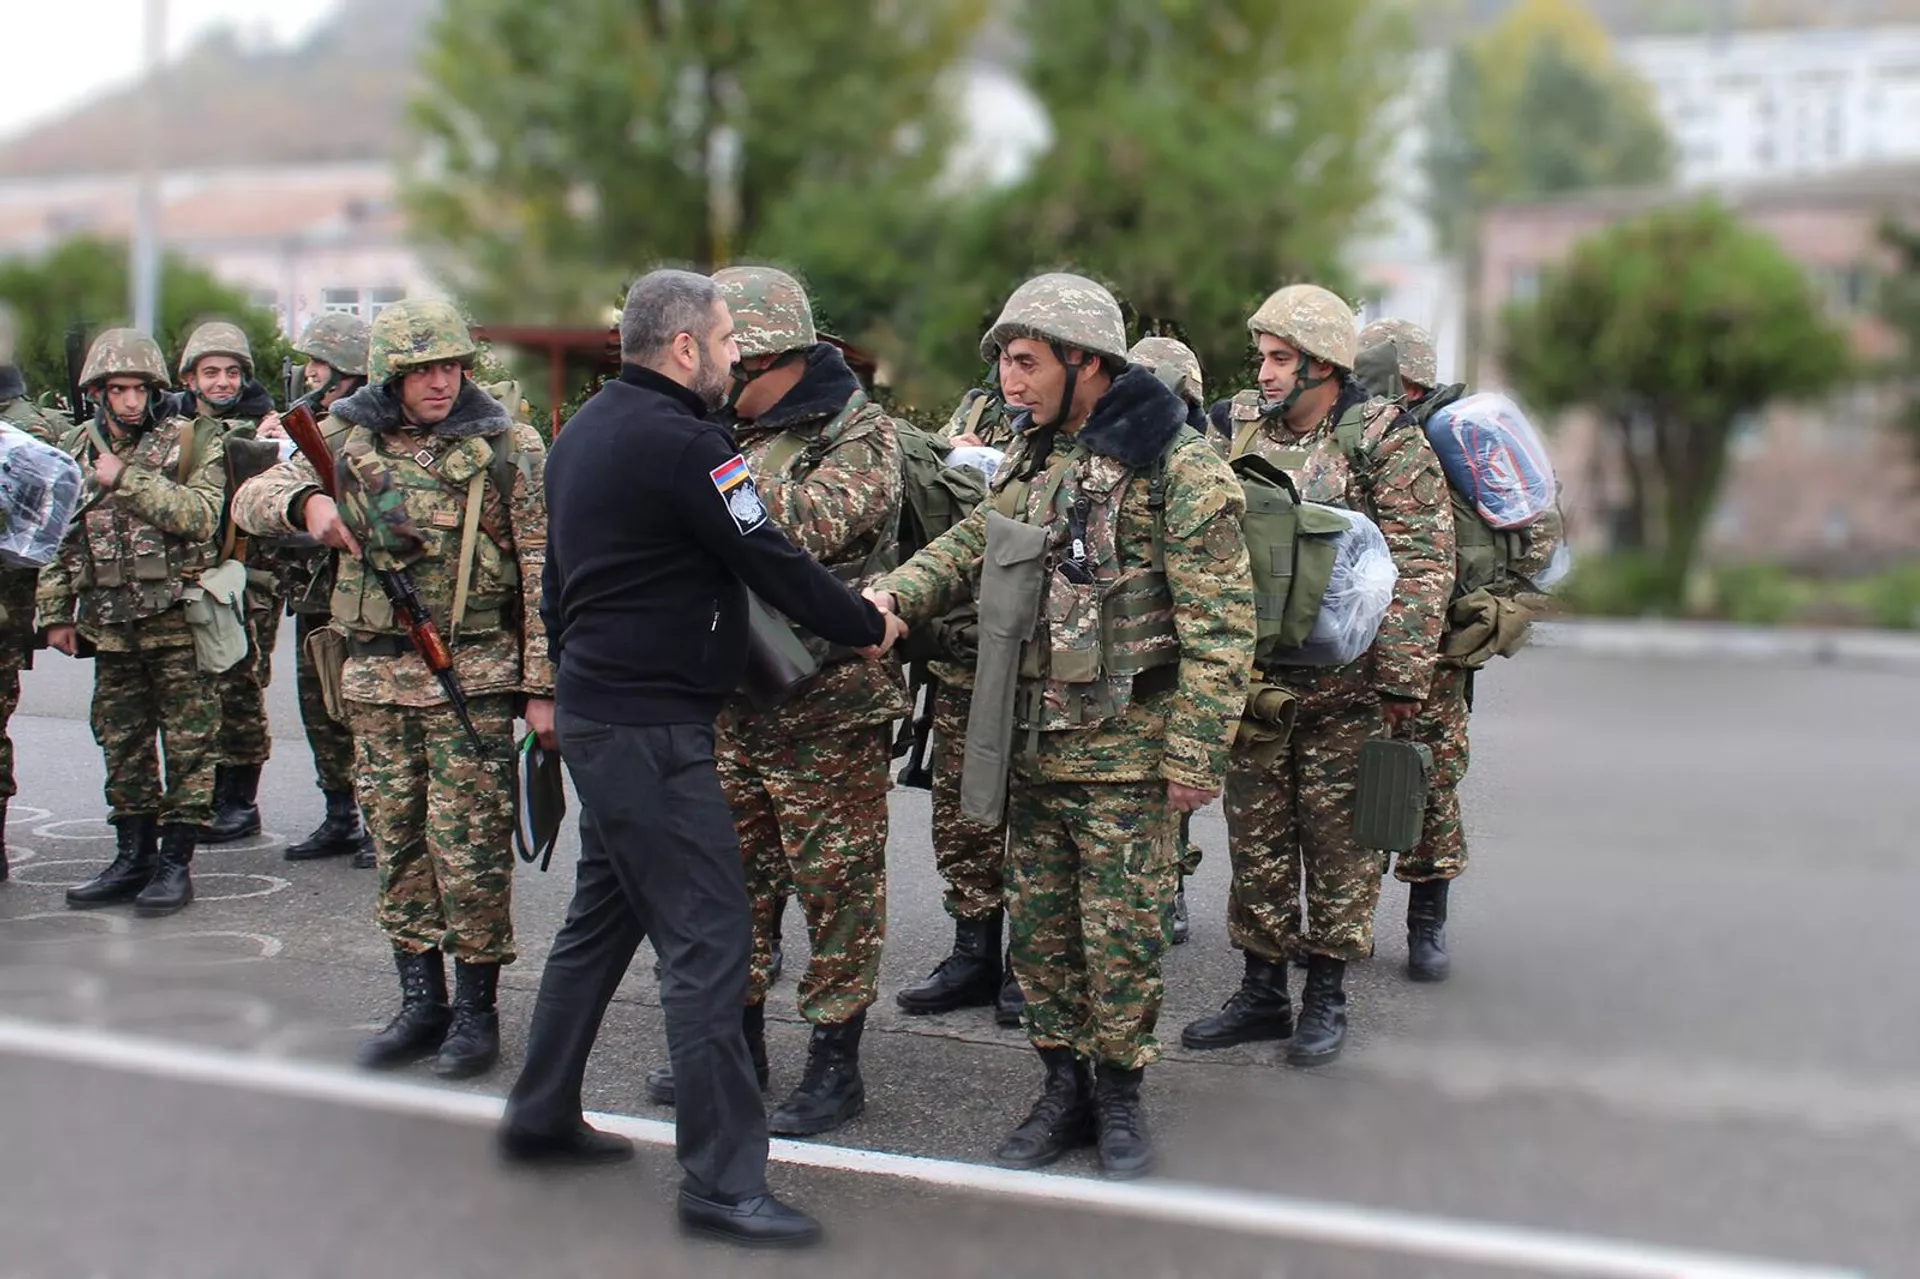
[257,411,285,440]
[862,588,897,616]
[950,432,985,448]
[1381,698,1421,731]
[861,611,909,661]
[1167,781,1215,814]
[46,625,79,657]
[524,697,557,750]
[303,494,362,557]
[93,452,125,490]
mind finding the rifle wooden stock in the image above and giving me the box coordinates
[281,402,336,501]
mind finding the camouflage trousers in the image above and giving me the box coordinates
[1394,665,1471,883]
[294,611,356,793]
[719,721,888,1025]
[346,695,517,964]
[930,680,1007,922]
[216,603,279,767]
[90,645,220,827]
[0,646,22,801]
[1007,772,1177,1070]
[1223,698,1385,964]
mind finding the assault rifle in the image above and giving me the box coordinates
[64,324,89,425]
[281,406,490,758]
[893,663,935,790]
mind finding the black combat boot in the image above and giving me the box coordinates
[1406,879,1452,983]
[895,915,1001,1014]
[133,824,196,916]
[357,947,451,1069]
[1092,1064,1152,1180]
[284,789,373,862]
[67,817,158,907]
[1287,954,1349,1067]
[645,1001,770,1107]
[1170,877,1190,945]
[352,839,378,870]
[1180,955,1293,1049]
[995,950,1025,1029]
[767,1011,865,1136]
[203,763,263,844]
[434,960,502,1078]
[993,1046,1093,1170]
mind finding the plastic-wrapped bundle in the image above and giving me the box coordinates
[0,422,83,569]
[1533,540,1573,592]
[1265,506,1399,668]
[1423,392,1557,530]
[947,444,1006,484]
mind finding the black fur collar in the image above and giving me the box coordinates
[170,378,278,423]
[0,367,24,404]
[331,378,511,439]
[738,343,861,436]
[1073,364,1189,467]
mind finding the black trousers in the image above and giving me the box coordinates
[504,711,768,1202]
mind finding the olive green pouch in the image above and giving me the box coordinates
[1352,733,1433,853]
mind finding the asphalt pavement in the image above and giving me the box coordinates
[0,626,1913,1277]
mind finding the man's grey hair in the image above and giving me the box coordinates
[620,269,723,366]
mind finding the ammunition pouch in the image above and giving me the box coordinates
[303,622,351,723]
[180,559,251,675]
[1233,683,1299,770]
[1440,587,1532,670]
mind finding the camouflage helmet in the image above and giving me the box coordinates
[1127,336,1204,407]
[295,311,371,378]
[0,302,16,369]
[1247,284,1358,372]
[367,298,477,385]
[177,320,255,380]
[712,265,817,360]
[80,327,170,389]
[1357,318,1437,390]
[980,273,1130,368]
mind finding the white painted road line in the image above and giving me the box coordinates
[0,1017,1862,1279]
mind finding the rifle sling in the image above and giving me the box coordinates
[450,468,487,642]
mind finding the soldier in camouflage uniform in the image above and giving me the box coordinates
[260,313,376,867]
[40,328,227,916]
[232,299,551,1080]
[1182,286,1455,1067]
[893,375,1022,1025]
[643,267,905,1139]
[0,305,63,881]
[1128,335,1210,946]
[175,321,282,843]
[870,275,1255,1178]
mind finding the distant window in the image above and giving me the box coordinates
[366,287,406,317]
[322,288,362,316]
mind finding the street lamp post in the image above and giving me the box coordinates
[130,0,167,334]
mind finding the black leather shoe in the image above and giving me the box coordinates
[132,824,196,917]
[285,788,371,861]
[1180,955,1292,1049]
[895,915,1002,1014]
[66,816,157,908]
[1406,879,1452,982]
[677,1190,822,1249]
[498,1123,634,1166]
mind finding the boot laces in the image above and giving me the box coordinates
[1095,1088,1142,1139]
[1020,1072,1083,1133]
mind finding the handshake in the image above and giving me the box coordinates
[858,589,908,661]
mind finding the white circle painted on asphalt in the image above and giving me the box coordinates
[31,819,115,841]
[6,805,52,826]
[0,857,119,888]
[106,930,285,967]
[0,910,131,940]
[189,872,292,902]
[4,842,38,866]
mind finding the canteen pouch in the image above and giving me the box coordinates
[181,558,250,674]
[1352,732,1433,854]
[302,621,351,724]
[739,592,820,712]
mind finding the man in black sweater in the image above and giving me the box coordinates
[498,269,901,1250]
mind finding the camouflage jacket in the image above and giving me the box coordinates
[719,344,907,740]
[0,396,61,643]
[876,366,1254,791]
[231,379,552,709]
[37,412,227,653]
[1234,384,1455,711]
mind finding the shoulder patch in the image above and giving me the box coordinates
[711,453,769,535]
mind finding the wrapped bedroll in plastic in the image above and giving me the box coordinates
[946,444,1006,484]
[1265,506,1398,668]
[0,422,84,568]
[1423,391,1557,530]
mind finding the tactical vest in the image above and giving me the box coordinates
[329,426,522,638]
[63,418,216,625]
[987,436,1181,733]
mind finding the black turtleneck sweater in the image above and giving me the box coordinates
[541,364,886,725]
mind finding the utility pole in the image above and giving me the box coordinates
[131,0,167,334]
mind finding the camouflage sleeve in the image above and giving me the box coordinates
[943,390,985,442]
[757,409,902,564]
[871,500,988,626]
[112,421,224,543]
[505,421,553,697]
[1158,437,1256,792]
[232,454,323,537]
[1365,422,1456,701]
[35,538,77,627]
